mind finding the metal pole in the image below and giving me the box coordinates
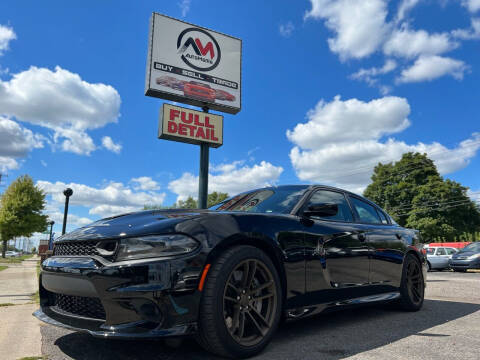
[62,196,69,235]
[198,107,210,209]
[49,221,55,250]
[62,188,73,235]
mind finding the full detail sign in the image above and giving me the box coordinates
[158,103,223,148]
[145,13,242,114]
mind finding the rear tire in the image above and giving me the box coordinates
[196,245,282,358]
[397,253,424,311]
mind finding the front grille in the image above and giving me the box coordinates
[54,293,106,320]
[54,241,100,257]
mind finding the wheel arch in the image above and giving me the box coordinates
[204,234,287,306]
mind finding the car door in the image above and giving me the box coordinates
[303,189,370,304]
[347,196,405,289]
[435,247,449,268]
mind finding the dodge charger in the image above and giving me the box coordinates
[34,185,426,358]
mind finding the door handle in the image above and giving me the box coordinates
[358,233,366,242]
[395,233,402,240]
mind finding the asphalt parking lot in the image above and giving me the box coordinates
[41,271,480,360]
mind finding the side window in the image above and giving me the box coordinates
[350,197,382,224]
[377,210,389,224]
[445,248,456,255]
[436,248,446,255]
[306,190,353,222]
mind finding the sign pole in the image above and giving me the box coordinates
[198,106,210,209]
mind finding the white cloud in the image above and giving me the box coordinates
[463,0,480,13]
[0,116,44,171]
[179,0,191,17]
[131,176,160,191]
[101,136,122,154]
[0,66,121,155]
[279,22,295,37]
[397,55,469,83]
[452,17,480,39]
[287,96,480,193]
[287,95,410,150]
[396,0,421,22]
[350,60,396,93]
[37,180,166,218]
[468,189,480,203]
[41,160,47,167]
[0,25,16,55]
[169,161,284,201]
[305,0,390,60]
[305,1,476,86]
[383,27,457,58]
[44,204,93,228]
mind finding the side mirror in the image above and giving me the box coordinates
[303,203,338,218]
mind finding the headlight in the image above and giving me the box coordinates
[468,253,480,260]
[116,234,199,261]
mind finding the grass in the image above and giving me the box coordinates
[0,254,34,263]
[0,265,7,271]
[0,303,15,307]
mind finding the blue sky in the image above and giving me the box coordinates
[0,0,479,237]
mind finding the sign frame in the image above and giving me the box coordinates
[145,13,242,114]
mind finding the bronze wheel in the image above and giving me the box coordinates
[223,259,278,347]
[197,245,282,358]
[406,257,423,305]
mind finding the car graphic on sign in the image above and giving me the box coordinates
[214,89,236,102]
[183,81,216,102]
[156,76,185,91]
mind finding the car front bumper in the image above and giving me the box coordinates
[34,254,205,339]
[449,258,480,270]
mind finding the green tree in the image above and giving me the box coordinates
[364,152,480,241]
[145,192,229,210]
[0,175,48,258]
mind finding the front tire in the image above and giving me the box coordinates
[196,245,282,358]
[397,253,425,311]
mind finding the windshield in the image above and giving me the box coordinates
[209,186,309,214]
[460,243,480,253]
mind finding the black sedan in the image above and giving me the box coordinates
[35,185,426,358]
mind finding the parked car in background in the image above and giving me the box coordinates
[5,251,20,257]
[35,185,426,358]
[449,242,480,272]
[426,246,458,271]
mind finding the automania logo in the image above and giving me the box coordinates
[177,27,221,72]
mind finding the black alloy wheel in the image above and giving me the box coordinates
[223,259,278,347]
[398,254,425,311]
[197,245,282,358]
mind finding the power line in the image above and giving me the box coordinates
[389,192,480,212]
[395,201,480,217]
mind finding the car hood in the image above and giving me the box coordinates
[55,209,214,241]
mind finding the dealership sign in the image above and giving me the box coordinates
[159,103,223,148]
[145,13,242,114]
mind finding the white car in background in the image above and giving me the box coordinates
[426,246,458,271]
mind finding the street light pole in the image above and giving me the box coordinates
[62,188,73,235]
[48,221,55,250]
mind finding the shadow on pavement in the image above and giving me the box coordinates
[50,299,480,360]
